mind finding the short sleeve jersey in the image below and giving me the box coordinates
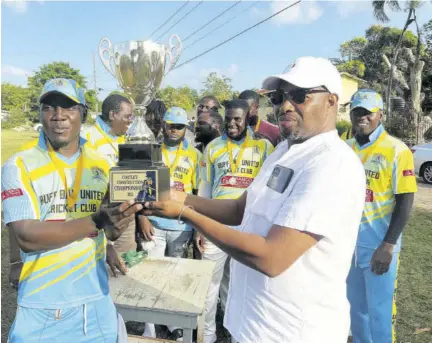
[1,132,112,309]
[148,139,201,231]
[82,116,125,165]
[201,132,274,200]
[347,124,417,251]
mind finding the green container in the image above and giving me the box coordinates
[121,250,148,268]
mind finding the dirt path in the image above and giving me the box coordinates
[414,179,432,211]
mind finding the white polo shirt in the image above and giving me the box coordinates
[224,130,366,343]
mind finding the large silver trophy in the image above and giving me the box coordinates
[99,35,182,203]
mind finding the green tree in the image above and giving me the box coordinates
[27,62,87,122]
[1,83,29,111]
[336,60,366,78]
[85,90,98,112]
[200,72,233,103]
[340,37,368,61]
[156,85,198,111]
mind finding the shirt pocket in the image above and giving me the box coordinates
[247,181,286,224]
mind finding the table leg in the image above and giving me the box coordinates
[183,328,193,343]
[197,315,205,343]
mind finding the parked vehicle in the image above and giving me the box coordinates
[34,123,43,132]
[412,142,432,184]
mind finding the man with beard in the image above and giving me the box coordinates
[196,99,273,343]
[194,109,223,153]
[140,107,201,341]
[346,90,417,343]
[141,57,366,343]
[239,89,281,146]
[1,78,142,342]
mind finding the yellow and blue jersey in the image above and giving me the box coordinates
[82,116,125,165]
[341,128,354,141]
[201,132,274,200]
[1,131,112,309]
[347,124,417,252]
[148,139,201,231]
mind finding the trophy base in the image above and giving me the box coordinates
[109,164,170,204]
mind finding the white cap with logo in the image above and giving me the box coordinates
[262,56,342,97]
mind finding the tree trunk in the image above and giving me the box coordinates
[411,59,425,144]
[385,8,413,123]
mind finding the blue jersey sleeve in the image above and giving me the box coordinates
[1,158,40,225]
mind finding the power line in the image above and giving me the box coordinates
[182,1,242,43]
[147,1,190,40]
[155,1,204,42]
[173,0,301,70]
[183,0,261,51]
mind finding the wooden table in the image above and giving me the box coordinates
[109,257,216,343]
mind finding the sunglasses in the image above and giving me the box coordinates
[166,123,186,130]
[268,87,330,106]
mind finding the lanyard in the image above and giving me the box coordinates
[162,141,183,174]
[227,131,249,174]
[95,124,119,155]
[254,118,261,133]
[358,131,387,164]
[47,144,84,211]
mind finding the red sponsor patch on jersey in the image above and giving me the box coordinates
[365,189,374,203]
[402,169,415,177]
[1,188,24,201]
[87,231,99,238]
[221,176,253,188]
[173,181,185,192]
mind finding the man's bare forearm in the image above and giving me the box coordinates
[10,217,98,253]
[181,207,272,275]
[184,192,246,226]
[8,230,22,262]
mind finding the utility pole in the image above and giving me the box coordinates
[93,53,98,113]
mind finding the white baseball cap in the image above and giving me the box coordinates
[262,56,342,97]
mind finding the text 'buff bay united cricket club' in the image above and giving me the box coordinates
[1,133,112,306]
[202,130,274,199]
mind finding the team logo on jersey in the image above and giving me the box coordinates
[91,167,106,182]
[370,153,386,165]
[253,146,260,154]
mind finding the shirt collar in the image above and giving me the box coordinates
[284,129,339,151]
[354,123,385,150]
[221,132,248,145]
[368,123,385,143]
[165,138,188,151]
[96,116,117,139]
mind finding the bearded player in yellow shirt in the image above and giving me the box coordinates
[346,89,417,343]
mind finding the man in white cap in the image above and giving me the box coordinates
[141,57,366,343]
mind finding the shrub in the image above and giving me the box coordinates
[1,108,30,129]
[336,120,352,136]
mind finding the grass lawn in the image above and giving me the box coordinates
[1,129,431,342]
[1,130,39,163]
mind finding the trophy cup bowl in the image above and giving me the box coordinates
[99,35,182,203]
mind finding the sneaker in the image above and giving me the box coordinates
[171,328,183,342]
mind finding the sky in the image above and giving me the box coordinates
[1,0,432,100]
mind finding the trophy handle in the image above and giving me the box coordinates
[98,37,117,79]
[165,34,183,75]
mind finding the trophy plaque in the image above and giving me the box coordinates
[99,35,182,203]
